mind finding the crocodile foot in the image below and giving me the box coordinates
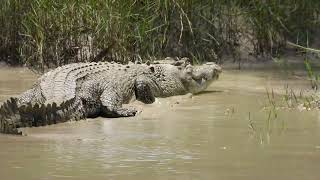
[101,106,137,118]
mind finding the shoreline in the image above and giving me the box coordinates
[0,54,317,72]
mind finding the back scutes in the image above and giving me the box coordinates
[0,97,85,135]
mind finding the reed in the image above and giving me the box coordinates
[0,0,319,71]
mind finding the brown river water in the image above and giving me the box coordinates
[0,67,320,180]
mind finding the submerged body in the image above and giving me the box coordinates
[0,59,221,134]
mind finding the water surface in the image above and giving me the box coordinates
[0,67,320,180]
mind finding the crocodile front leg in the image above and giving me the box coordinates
[134,78,155,104]
[99,90,137,118]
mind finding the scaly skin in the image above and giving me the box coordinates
[0,59,222,134]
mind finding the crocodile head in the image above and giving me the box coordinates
[181,62,222,94]
[144,60,222,97]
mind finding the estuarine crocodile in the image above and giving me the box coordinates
[0,59,222,134]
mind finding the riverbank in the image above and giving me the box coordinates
[1,1,319,71]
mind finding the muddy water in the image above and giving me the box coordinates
[1,67,320,180]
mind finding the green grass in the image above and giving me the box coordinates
[0,0,320,71]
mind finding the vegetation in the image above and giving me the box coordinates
[1,0,320,71]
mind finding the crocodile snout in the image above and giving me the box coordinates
[213,65,222,79]
[205,62,222,77]
[215,65,222,74]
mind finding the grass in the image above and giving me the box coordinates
[248,109,281,145]
[1,1,320,71]
[248,84,319,145]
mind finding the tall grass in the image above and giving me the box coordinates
[0,0,320,71]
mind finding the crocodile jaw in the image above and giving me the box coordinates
[187,62,222,94]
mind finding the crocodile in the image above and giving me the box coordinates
[0,59,222,134]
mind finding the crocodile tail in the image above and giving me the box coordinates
[0,97,85,135]
[0,97,21,134]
